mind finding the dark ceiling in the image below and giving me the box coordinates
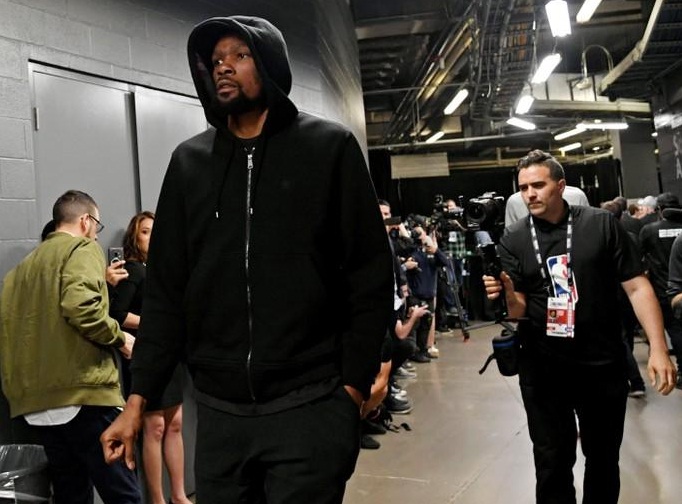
[350,0,682,168]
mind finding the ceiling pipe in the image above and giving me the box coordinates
[469,0,493,118]
[599,0,665,94]
[490,0,517,116]
[445,148,615,170]
[469,0,536,124]
[380,2,478,143]
[575,44,614,90]
[368,130,542,151]
[384,22,474,142]
[363,81,469,96]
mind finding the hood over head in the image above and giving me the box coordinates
[187,16,298,132]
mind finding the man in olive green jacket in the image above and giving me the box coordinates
[0,190,140,504]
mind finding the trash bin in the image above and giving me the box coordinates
[0,445,50,503]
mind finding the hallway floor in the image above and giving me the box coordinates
[344,323,682,504]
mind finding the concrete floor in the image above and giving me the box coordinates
[345,323,682,504]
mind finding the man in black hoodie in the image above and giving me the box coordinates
[101,16,394,503]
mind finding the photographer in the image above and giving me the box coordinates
[378,200,419,414]
[437,199,468,331]
[404,225,449,362]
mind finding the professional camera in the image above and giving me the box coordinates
[465,192,505,231]
[404,213,430,241]
[429,194,466,235]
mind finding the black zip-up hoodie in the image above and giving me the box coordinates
[130,16,394,405]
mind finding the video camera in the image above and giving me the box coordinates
[418,192,506,245]
[429,194,466,235]
[464,192,505,232]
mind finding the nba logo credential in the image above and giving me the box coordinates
[546,254,578,303]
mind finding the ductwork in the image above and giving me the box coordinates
[380,2,478,144]
[599,0,665,94]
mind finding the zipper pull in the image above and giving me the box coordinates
[246,148,255,216]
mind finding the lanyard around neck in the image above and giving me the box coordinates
[529,207,573,290]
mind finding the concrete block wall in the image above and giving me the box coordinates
[0,0,366,280]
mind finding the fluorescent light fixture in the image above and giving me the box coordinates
[560,142,582,152]
[425,131,445,143]
[576,121,628,130]
[506,117,537,130]
[554,126,586,141]
[531,53,562,83]
[443,89,469,115]
[515,95,535,115]
[545,0,572,37]
[577,0,603,24]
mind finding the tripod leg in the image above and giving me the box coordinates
[447,256,470,341]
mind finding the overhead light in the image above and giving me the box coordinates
[545,0,572,37]
[592,146,600,151]
[554,126,586,141]
[506,117,537,130]
[560,142,582,152]
[443,89,469,115]
[577,0,603,24]
[576,120,628,130]
[425,131,444,143]
[652,131,658,138]
[531,53,562,84]
[515,95,535,115]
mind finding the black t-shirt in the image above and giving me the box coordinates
[639,217,682,298]
[667,233,682,299]
[500,205,643,365]
[109,260,146,336]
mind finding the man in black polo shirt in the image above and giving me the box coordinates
[483,150,675,504]
[640,192,682,387]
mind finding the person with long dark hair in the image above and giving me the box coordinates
[110,211,191,504]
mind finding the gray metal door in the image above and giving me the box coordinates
[135,89,207,213]
[32,68,138,251]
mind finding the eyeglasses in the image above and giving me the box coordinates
[88,214,105,233]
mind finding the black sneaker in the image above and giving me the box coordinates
[361,434,381,449]
[362,419,387,436]
[385,395,413,414]
[409,351,431,363]
[628,384,646,398]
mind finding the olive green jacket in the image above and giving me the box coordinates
[0,232,125,417]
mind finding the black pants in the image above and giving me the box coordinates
[519,354,628,504]
[410,297,434,352]
[391,335,417,373]
[35,405,141,504]
[195,386,361,503]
